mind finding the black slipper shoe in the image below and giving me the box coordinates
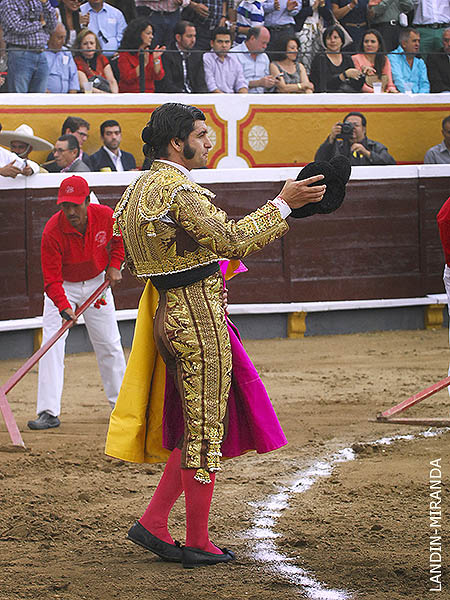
[127,521,182,562]
[182,545,236,568]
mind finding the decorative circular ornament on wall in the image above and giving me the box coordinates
[248,125,268,152]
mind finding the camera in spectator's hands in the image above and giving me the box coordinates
[336,121,354,141]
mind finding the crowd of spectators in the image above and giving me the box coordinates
[0,0,448,95]
[0,1,449,177]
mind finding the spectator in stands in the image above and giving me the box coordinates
[117,18,166,92]
[45,116,93,172]
[0,123,42,177]
[108,0,137,23]
[389,27,430,93]
[185,0,231,51]
[73,29,119,93]
[90,119,138,171]
[132,0,184,47]
[231,26,276,93]
[0,0,57,93]
[424,115,450,164]
[56,0,90,48]
[53,134,91,172]
[156,21,208,93]
[331,0,368,52]
[294,0,333,74]
[352,29,398,93]
[0,124,53,167]
[427,27,450,93]
[234,0,265,45]
[309,24,363,92]
[264,0,300,54]
[80,0,127,56]
[315,112,396,165]
[269,34,314,92]
[0,25,7,90]
[203,26,248,92]
[412,0,450,58]
[368,0,413,52]
[44,23,80,93]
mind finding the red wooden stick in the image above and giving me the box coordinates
[378,375,450,420]
[0,389,25,447]
[0,280,110,447]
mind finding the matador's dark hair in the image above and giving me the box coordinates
[142,103,206,161]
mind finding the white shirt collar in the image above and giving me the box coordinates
[158,159,193,181]
[103,145,122,161]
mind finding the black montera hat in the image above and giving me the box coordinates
[289,155,351,219]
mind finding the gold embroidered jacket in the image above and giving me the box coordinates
[113,160,289,278]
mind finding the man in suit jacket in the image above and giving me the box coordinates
[53,135,91,173]
[427,28,450,93]
[90,120,137,171]
[46,116,94,172]
[155,21,208,93]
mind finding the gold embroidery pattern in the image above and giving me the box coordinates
[113,161,289,280]
[164,272,232,479]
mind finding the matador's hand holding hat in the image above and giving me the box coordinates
[289,155,351,219]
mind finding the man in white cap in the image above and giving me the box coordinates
[0,123,43,179]
[0,123,53,174]
[27,175,127,430]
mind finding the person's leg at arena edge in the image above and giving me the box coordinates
[36,283,80,417]
[82,274,126,408]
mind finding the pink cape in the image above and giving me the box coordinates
[162,318,288,458]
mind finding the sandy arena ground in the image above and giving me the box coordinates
[0,328,449,600]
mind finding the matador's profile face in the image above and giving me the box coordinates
[182,120,213,170]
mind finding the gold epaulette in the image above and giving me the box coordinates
[114,162,215,229]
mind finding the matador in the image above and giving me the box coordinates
[106,102,326,568]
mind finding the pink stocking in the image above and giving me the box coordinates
[181,468,222,555]
[139,448,183,544]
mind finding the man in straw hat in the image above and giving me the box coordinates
[0,123,53,174]
[0,123,43,177]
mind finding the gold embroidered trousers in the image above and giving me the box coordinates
[153,272,232,483]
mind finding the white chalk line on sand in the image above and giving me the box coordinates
[243,428,450,600]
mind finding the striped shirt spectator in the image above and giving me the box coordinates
[235,0,265,44]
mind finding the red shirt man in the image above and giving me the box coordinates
[28,176,126,430]
[41,193,124,313]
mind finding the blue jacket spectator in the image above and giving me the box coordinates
[44,23,80,93]
[389,27,430,93]
[80,0,127,56]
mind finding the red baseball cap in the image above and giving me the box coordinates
[57,175,90,205]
